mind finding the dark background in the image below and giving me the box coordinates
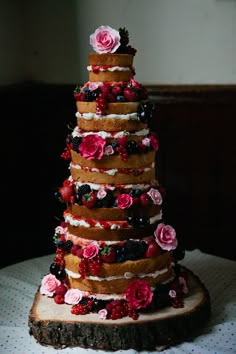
[2,84,236,268]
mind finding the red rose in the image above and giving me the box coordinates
[117,194,133,209]
[125,280,153,310]
[83,244,99,259]
[79,134,106,160]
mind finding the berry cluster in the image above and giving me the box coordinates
[56,181,162,210]
[115,27,137,56]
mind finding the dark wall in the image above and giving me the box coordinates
[2,84,236,268]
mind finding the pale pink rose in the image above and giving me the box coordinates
[117,194,133,209]
[55,225,66,234]
[88,82,99,91]
[179,276,189,294]
[104,145,114,155]
[149,135,159,151]
[154,223,178,251]
[83,244,99,259]
[98,308,108,320]
[79,134,106,160]
[142,137,150,147]
[64,289,83,305]
[40,274,61,297]
[90,25,120,54]
[97,188,107,199]
[147,188,162,205]
[169,289,177,298]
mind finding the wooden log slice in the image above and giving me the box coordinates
[28,267,211,351]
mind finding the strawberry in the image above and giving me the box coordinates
[145,241,161,258]
[139,193,150,206]
[59,184,74,202]
[112,85,122,96]
[123,87,139,102]
[82,192,97,208]
[101,246,116,263]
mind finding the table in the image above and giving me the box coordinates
[0,249,235,354]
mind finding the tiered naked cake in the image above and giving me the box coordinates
[29,25,210,351]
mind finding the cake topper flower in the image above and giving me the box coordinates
[90,25,121,54]
[125,279,153,310]
[79,134,106,160]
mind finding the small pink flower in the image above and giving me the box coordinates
[142,137,150,147]
[55,225,67,234]
[154,223,178,251]
[97,188,107,199]
[88,82,99,91]
[126,280,153,310]
[169,289,177,298]
[98,308,108,320]
[79,134,106,160]
[147,188,162,205]
[83,244,99,259]
[117,194,133,209]
[40,274,61,297]
[90,25,120,54]
[104,145,114,155]
[64,289,83,305]
[149,135,159,151]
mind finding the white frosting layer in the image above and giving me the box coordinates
[76,111,139,121]
[64,211,162,229]
[72,126,149,139]
[70,162,155,175]
[66,265,170,281]
[87,65,131,72]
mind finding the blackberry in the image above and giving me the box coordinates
[126,140,138,154]
[115,245,127,262]
[125,240,147,260]
[153,284,172,308]
[172,245,185,261]
[111,141,119,150]
[72,136,82,152]
[75,192,83,205]
[101,190,115,207]
[55,268,66,281]
[139,217,150,227]
[64,240,73,253]
[78,184,91,195]
[84,89,99,101]
[56,240,65,249]
[92,299,108,312]
[129,188,141,197]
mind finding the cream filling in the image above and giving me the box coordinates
[87,65,131,72]
[72,126,149,139]
[70,162,155,176]
[64,211,162,229]
[76,111,139,121]
[66,265,170,281]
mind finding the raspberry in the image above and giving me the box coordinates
[55,284,67,296]
[54,294,65,304]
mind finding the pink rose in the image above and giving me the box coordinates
[104,145,114,155]
[79,134,106,160]
[83,244,99,259]
[40,274,61,297]
[147,188,162,205]
[97,188,107,199]
[169,289,177,298]
[130,79,142,88]
[125,280,153,310]
[98,308,108,320]
[117,194,133,209]
[154,223,178,251]
[64,289,83,305]
[142,137,150,147]
[55,225,67,234]
[90,25,120,54]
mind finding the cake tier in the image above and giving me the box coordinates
[89,53,134,66]
[71,150,155,169]
[76,101,146,132]
[64,252,173,294]
[67,224,157,242]
[89,70,133,82]
[69,204,161,220]
[70,163,155,184]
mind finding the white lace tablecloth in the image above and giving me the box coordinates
[0,249,235,354]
